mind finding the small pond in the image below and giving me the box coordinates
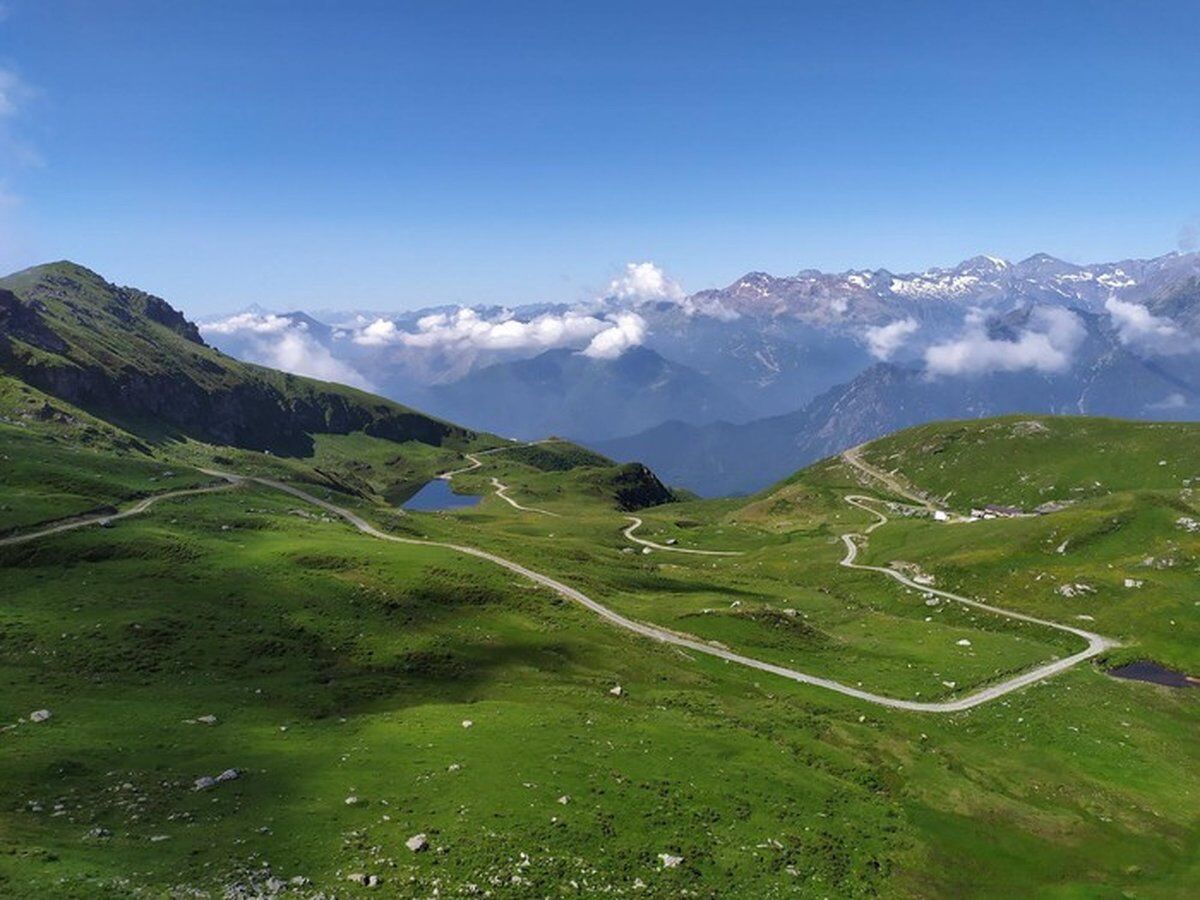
[1107,661,1197,688]
[402,479,482,512]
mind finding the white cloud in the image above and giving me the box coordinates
[604,260,737,320]
[202,311,294,335]
[924,306,1086,377]
[200,313,371,389]
[864,317,918,360]
[262,330,371,388]
[352,306,648,358]
[1104,297,1197,356]
[607,261,684,302]
[1148,392,1188,411]
[582,312,647,359]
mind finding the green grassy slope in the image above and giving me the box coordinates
[2,439,1197,898]
[0,262,478,456]
[855,415,1200,511]
[822,416,1200,674]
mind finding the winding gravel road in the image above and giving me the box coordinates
[0,480,236,547]
[437,443,559,516]
[204,468,1118,712]
[838,494,1117,711]
[622,517,741,556]
[6,454,1118,713]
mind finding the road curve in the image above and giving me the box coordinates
[842,444,939,511]
[839,494,1118,711]
[490,477,560,517]
[199,469,1117,713]
[0,480,237,547]
[6,460,1117,712]
[438,443,559,516]
[622,516,742,556]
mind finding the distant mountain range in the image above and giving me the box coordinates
[198,250,1200,495]
[423,346,750,441]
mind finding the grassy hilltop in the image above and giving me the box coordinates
[1,266,1198,897]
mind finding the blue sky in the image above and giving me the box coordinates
[1,0,1197,314]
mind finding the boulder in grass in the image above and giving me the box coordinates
[406,833,428,853]
[658,853,684,868]
[609,685,624,697]
[29,709,52,723]
[194,776,217,791]
[215,768,240,783]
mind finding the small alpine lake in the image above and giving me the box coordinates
[1107,660,1197,688]
[402,479,482,512]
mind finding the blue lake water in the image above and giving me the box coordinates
[403,479,482,512]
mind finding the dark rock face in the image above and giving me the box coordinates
[127,290,207,345]
[607,463,674,511]
[0,290,67,354]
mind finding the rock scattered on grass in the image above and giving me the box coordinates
[347,872,381,887]
[29,709,52,723]
[956,639,972,647]
[195,768,240,791]
[406,833,428,853]
[609,685,624,697]
[658,853,683,868]
[462,719,473,729]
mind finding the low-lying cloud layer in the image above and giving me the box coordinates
[201,313,371,389]
[353,306,649,359]
[581,311,647,359]
[1104,297,1197,356]
[924,306,1085,377]
[863,317,918,360]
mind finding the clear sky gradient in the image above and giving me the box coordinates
[2,1,1198,313]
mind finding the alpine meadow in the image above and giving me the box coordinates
[2,3,1198,898]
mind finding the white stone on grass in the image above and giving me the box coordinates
[406,833,428,853]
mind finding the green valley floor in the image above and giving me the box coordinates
[1,416,1198,897]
